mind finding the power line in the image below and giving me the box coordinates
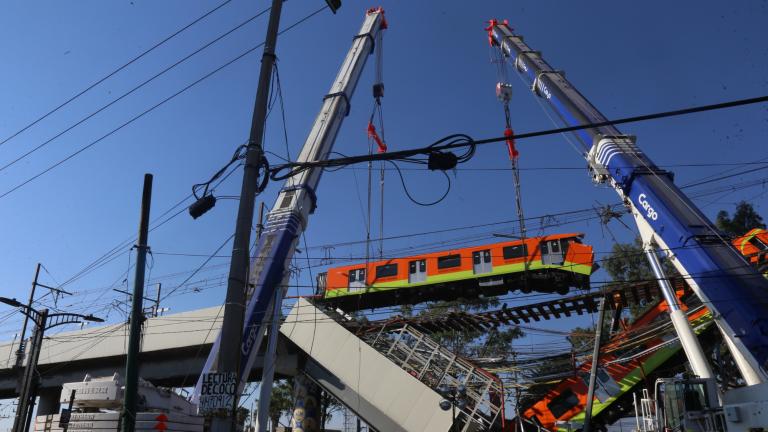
[682,165,768,188]
[46,168,762,312]
[0,0,233,149]
[160,233,236,302]
[0,5,329,201]
[0,6,271,175]
[325,160,768,172]
[271,95,768,176]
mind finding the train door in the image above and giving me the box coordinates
[473,250,492,274]
[409,260,427,283]
[348,268,366,291]
[541,240,565,266]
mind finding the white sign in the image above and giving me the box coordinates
[198,372,237,415]
[60,381,119,404]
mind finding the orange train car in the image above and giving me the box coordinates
[732,228,768,276]
[316,233,595,311]
[520,292,713,432]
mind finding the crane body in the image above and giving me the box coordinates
[192,8,387,417]
[488,22,768,384]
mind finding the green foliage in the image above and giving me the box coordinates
[715,201,766,236]
[320,390,343,429]
[236,406,250,431]
[603,237,654,283]
[403,297,524,358]
[567,325,597,353]
[268,379,294,430]
[602,237,670,319]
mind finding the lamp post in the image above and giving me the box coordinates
[439,383,468,432]
[0,296,104,432]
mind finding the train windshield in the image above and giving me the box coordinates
[547,388,580,418]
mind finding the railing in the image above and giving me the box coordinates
[361,322,505,432]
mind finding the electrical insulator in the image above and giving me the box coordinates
[496,82,513,103]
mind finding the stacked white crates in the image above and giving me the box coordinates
[34,374,203,432]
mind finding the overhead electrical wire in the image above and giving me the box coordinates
[0,6,272,175]
[6,66,764,327]
[31,166,760,324]
[268,95,768,179]
[0,0,233,149]
[0,4,329,201]
[14,95,765,333]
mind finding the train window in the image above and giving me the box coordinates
[503,244,528,260]
[376,264,398,278]
[437,254,461,269]
[541,242,549,254]
[551,240,561,253]
[348,268,366,284]
[547,388,580,418]
[749,236,768,251]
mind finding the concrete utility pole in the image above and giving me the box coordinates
[212,0,283,431]
[122,173,154,432]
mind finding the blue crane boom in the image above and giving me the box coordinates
[488,21,768,382]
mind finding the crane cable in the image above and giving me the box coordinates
[490,32,528,256]
[489,25,529,427]
[367,24,388,260]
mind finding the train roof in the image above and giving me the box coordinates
[323,232,586,273]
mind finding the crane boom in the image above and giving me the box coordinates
[193,8,387,406]
[489,22,768,383]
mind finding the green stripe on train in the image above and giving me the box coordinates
[324,260,592,299]
[560,313,713,430]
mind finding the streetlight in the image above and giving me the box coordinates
[0,296,104,432]
[438,383,468,432]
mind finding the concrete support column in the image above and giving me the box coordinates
[291,375,321,432]
[36,387,61,416]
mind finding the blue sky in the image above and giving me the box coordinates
[0,0,766,426]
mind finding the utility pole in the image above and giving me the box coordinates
[212,0,283,431]
[15,264,73,373]
[13,308,46,432]
[122,173,154,432]
[583,296,607,432]
[15,264,41,371]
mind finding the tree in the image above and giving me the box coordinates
[236,406,251,432]
[268,379,294,432]
[603,237,654,283]
[404,296,524,358]
[715,201,766,236]
[319,390,343,430]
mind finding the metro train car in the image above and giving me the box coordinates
[316,233,595,311]
[519,291,713,432]
[732,228,768,276]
